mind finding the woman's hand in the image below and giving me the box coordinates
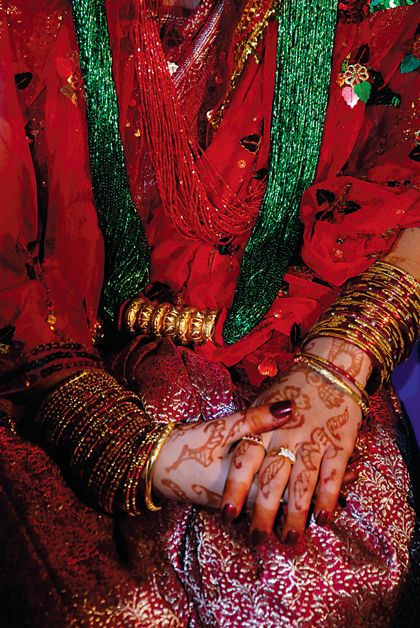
[153,400,293,508]
[221,337,371,545]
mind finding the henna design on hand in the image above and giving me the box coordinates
[160,478,189,501]
[300,427,337,471]
[222,412,247,446]
[328,338,364,378]
[318,383,344,409]
[170,423,196,441]
[323,468,338,485]
[326,407,349,441]
[304,370,345,409]
[165,419,226,473]
[293,470,313,511]
[233,439,252,469]
[259,457,286,499]
[192,484,222,508]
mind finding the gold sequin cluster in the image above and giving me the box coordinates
[124,295,218,345]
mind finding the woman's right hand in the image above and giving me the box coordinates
[153,401,292,509]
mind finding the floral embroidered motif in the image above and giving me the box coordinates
[343,63,370,86]
[338,45,401,108]
[315,185,361,223]
[337,0,370,23]
[369,0,416,13]
[409,130,420,161]
[57,55,81,105]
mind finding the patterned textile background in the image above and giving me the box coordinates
[393,341,420,444]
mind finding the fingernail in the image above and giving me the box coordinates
[315,510,330,527]
[284,530,301,547]
[338,494,347,508]
[251,529,268,546]
[270,400,292,419]
[222,503,237,525]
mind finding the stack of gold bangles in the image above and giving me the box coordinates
[124,295,218,345]
[36,370,175,515]
[303,260,420,395]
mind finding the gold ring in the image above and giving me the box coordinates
[241,434,265,450]
[266,447,296,465]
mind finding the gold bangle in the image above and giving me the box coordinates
[375,261,420,293]
[305,325,388,387]
[294,354,369,417]
[142,422,176,512]
[304,259,420,391]
[298,351,370,409]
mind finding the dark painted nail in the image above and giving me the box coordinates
[315,510,331,527]
[270,400,293,418]
[251,529,268,546]
[222,503,237,525]
[284,530,301,546]
[338,494,347,508]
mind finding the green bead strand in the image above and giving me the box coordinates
[223,0,338,343]
[71,0,149,323]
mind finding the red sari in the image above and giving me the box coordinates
[0,0,419,625]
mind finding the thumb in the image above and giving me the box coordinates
[224,401,293,446]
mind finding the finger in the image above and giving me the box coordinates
[314,446,351,525]
[282,448,323,542]
[223,401,293,447]
[246,474,259,513]
[251,449,293,542]
[342,468,357,485]
[348,451,361,465]
[221,438,266,524]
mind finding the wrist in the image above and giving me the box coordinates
[301,336,372,388]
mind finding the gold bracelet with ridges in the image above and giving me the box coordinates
[124,294,218,345]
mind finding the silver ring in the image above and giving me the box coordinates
[266,447,296,465]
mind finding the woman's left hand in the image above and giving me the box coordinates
[221,338,368,545]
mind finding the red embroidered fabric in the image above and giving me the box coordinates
[0,354,416,626]
[0,0,419,624]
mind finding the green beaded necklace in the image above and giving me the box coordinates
[71,0,338,341]
[71,0,150,323]
[224,0,338,342]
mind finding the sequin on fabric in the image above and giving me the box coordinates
[224,0,338,343]
[71,0,149,323]
[369,0,416,12]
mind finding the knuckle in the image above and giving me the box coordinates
[246,408,263,431]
